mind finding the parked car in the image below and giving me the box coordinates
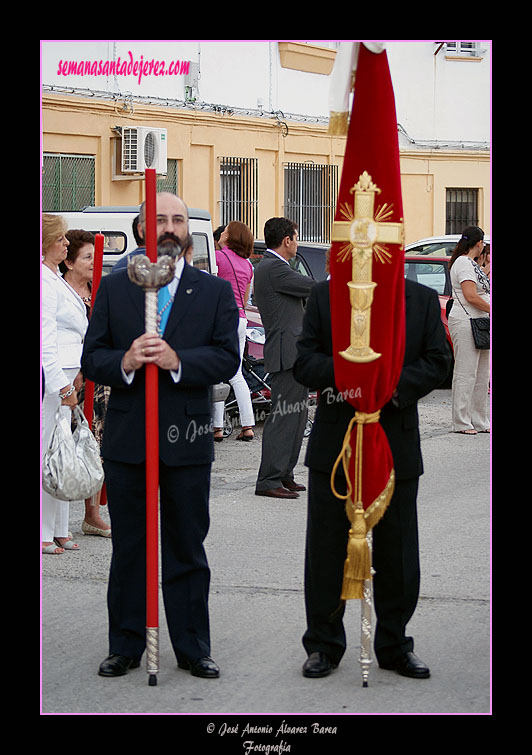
[404,255,452,344]
[250,240,328,281]
[405,233,490,257]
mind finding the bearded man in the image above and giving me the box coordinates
[82,193,240,679]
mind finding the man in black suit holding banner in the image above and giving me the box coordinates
[293,276,450,679]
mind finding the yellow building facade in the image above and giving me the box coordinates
[41,91,490,244]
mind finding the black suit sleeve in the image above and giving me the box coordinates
[293,282,335,391]
[395,284,451,410]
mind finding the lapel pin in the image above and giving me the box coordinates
[186,288,193,294]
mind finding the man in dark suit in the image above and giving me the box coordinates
[293,276,450,679]
[81,193,240,679]
[253,218,316,499]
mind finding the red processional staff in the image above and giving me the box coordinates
[83,233,107,506]
[83,232,104,429]
[328,43,406,685]
[127,169,175,686]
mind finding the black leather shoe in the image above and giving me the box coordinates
[379,651,430,679]
[98,654,141,677]
[255,487,299,499]
[302,652,338,678]
[178,656,220,678]
[281,479,306,492]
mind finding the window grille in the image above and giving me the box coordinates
[446,188,479,234]
[283,162,338,243]
[445,42,479,57]
[219,157,258,237]
[157,159,179,194]
[42,153,95,211]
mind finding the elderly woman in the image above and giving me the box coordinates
[42,215,88,553]
[61,229,111,538]
[448,226,490,435]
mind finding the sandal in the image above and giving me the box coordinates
[54,537,80,551]
[42,542,64,555]
[236,427,254,441]
[213,428,224,443]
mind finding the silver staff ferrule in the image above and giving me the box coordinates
[146,626,159,686]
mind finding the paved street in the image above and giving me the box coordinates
[41,388,491,723]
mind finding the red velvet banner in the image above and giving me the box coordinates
[329,45,405,598]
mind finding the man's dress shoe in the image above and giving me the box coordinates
[178,656,220,678]
[379,651,430,679]
[302,652,338,678]
[281,479,306,492]
[98,654,141,677]
[255,487,299,499]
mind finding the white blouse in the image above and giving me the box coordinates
[42,264,88,395]
[449,255,490,321]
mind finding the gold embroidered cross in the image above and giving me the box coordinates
[332,171,404,363]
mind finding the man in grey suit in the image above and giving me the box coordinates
[253,218,316,499]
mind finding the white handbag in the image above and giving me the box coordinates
[42,405,104,501]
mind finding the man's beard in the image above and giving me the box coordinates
[157,232,183,259]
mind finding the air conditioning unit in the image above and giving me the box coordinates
[121,126,167,174]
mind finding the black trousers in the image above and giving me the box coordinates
[303,468,420,666]
[103,459,212,664]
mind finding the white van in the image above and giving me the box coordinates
[54,205,218,275]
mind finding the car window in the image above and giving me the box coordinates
[404,261,448,295]
[191,232,210,272]
[101,232,127,255]
[289,255,312,277]
[406,242,455,256]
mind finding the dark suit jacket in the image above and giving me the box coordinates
[293,278,451,480]
[81,263,240,466]
[253,251,316,373]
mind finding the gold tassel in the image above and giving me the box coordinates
[331,410,382,600]
[345,503,371,580]
[340,501,371,600]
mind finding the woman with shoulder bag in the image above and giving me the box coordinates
[212,221,256,441]
[447,226,490,435]
[42,215,89,553]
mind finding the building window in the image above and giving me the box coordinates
[42,153,95,211]
[283,162,338,243]
[445,42,482,58]
[157,159,179,194]
[446,188,479,234]
[219,157,258,237]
